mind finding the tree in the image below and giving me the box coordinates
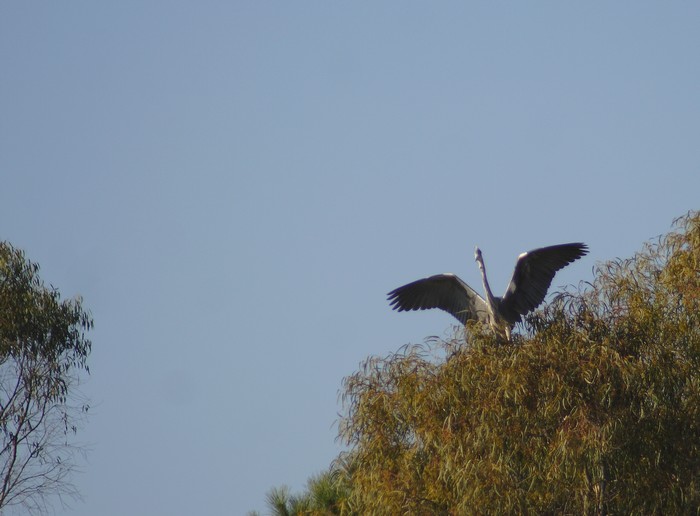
[248,467,350,516]
[334,211,700,514]
[258,211,700,514]
[0,243,93,514]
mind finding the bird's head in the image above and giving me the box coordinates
[474,246,483,264]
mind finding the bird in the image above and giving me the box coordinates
[387,243,588,340]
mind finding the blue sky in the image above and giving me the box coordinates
[1,2,698,514]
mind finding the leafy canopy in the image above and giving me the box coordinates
[260,212,700,515]
[0,243,93,513]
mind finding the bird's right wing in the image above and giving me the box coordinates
[387,274,489,325]
[500,243,588,318]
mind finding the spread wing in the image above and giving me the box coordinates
[387,273,489,325]
[500,242,588,319]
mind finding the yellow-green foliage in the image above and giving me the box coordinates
[336,212,700,514]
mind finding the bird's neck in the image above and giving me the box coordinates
[478,257,511,340]
[478,261,498,308]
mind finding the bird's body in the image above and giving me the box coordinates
[387,243,588,340]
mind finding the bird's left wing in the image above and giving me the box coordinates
[500,243,588,319]
[387,273,489,325]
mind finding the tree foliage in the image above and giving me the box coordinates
[259,211,700,515]
[0,243,93,513]
[249,468,350,516]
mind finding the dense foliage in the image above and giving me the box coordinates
[259,212,700,515]
[0,243,93,513]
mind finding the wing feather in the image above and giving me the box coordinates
[500,243,588,320]
[387,274,489,325]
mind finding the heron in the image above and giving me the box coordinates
[387,243,588,340]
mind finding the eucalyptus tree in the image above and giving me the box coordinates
[343,213,700,513]
[0,243,93,514]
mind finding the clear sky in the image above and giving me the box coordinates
[1,2,698,514]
